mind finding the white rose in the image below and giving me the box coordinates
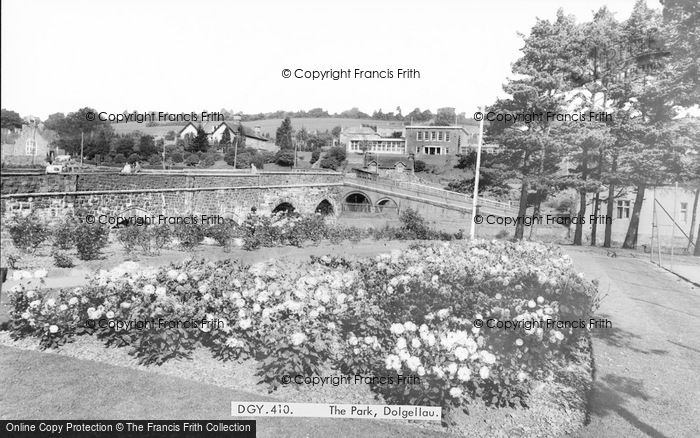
[176,273,188,284]
[479,366,490,379]
[106,311,115,319]
[59,304,68,311]
[155,286,166,297]
[528,300,536,309]
[449,387,463,398]
[21,312,31,320]
[390,323,405,335]
[46,299,56,307]
[239,319,252,330]
[411,338,422,349]
[396,337,407,350]
[290,332,307,346]
[349,336,359,346]
[403,322,417,332]
[537,296,545,304]
[68,297,79,306]
[406,356,421,372]
[457,367,471,382]
[49,325,59,333]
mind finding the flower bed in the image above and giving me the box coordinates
[7,240,597,425]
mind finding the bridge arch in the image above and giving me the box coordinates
[272,201,297,215]
[375,197,399,214]
[343,191,373,213]
[314,199,335,216]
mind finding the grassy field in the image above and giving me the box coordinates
[110,118,405,138]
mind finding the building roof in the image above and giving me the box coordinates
[178,121,268,141]
[406,125,480,134]
[366,154,412,169]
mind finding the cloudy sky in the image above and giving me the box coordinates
[1,0,658,119]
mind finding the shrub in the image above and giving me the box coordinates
[74,221,109,260]
[113,154,126,164]
[150,226,172,254]
[8,214,49,253]
[413,160,426,172]
[116,226,142,255]
[172,223,204,250]
[204,220,238,251]
[275,150,295,167]
[127,153,140,164]
[398,208,430,239]
[52,216,79,250]
[310,148,321,164]
[52,250,75,268]
[319,157,340,170]
[184,153,200,167]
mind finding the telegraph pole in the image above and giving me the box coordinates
[469,106,485,240]
[80,131,84,168]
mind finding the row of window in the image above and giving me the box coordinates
[415,131,451,142]
[349,140,405,153]
[617,200,690,222]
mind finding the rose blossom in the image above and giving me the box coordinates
[290,332,307,346]
[479,366,490,379]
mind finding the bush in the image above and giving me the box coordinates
[127,153,141,164]
[398,208,430,239]
[8,214,49,253]
[52,250,75,268]
[113,154,126,164]
[275,150,295,167]
[204,220,238,251]
[116,226,142,256]
[172,223,204,250]
[52,216,78,250]
[310,149,321,164]
[184,153,200,167]
[74,222,109,260]
[319,157,340,170]
[413,160,426,172]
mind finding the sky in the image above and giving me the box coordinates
[1,0,660,120]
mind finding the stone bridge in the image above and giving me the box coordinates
[0,170,518,227]
[0,170,344,224]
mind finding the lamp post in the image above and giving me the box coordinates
[469,106,485,240]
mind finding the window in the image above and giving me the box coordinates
[438,131,444,141]
[617,200,630,219]
[25,139,36,155]
[680,202,688,222]
[417,132,423,141]
[424,131,429,140]
[431,131,436,141]
[445,132,450,142]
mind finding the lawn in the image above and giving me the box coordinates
[0,345,450,438]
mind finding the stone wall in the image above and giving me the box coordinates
[0,172,343,224]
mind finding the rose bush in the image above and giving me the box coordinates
[8,240,597,419]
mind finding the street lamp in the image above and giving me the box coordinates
[469,106,485,240]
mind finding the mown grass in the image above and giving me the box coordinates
[0,346,453,438]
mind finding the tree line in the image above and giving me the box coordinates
[469,1,699,252]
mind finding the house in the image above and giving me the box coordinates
[582,185,700,248]
[405,125,497,156]
[342,126,407,156]
[178,122,274,152]
[361,155,414,180]
[1,121,61,166]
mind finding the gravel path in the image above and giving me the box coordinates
[563,247,700,438]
